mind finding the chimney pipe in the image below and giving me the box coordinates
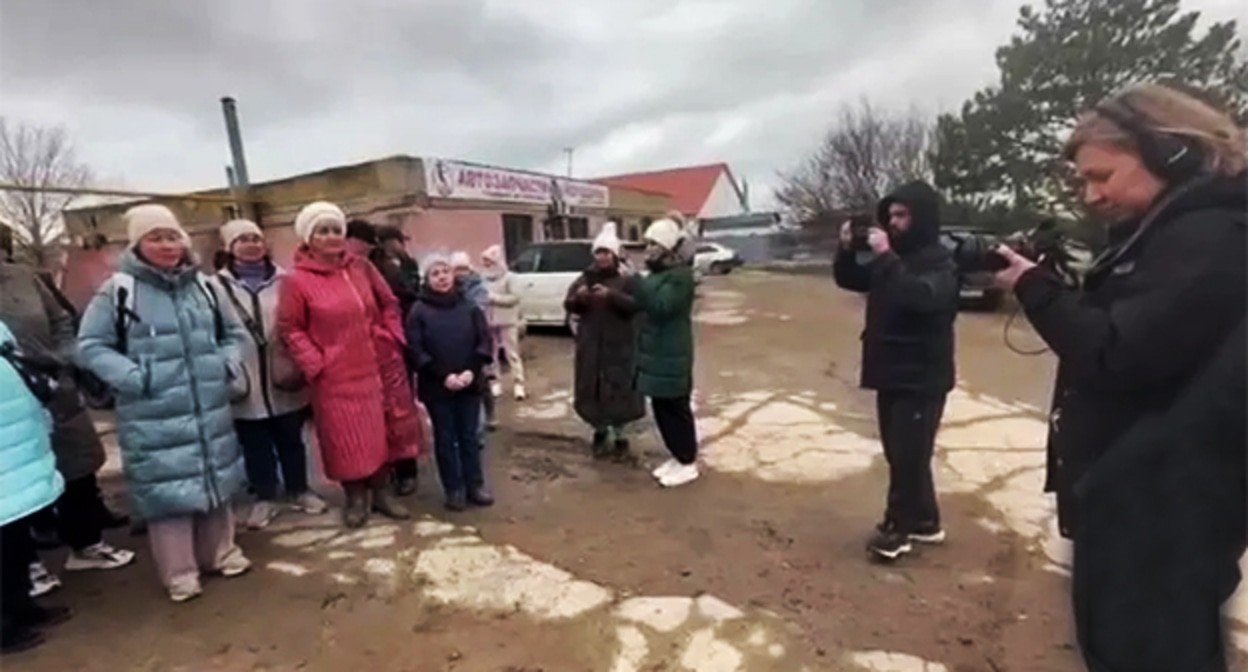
[221,97,250,188]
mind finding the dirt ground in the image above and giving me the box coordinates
[10,271,1247,672]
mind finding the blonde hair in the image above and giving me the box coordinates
[1065,83,1247,177]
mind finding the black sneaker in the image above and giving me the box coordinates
[867,529,913,561]
[1,623,44,655]
[908,524,947,545]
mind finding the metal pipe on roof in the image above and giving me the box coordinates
[221,97,250,188]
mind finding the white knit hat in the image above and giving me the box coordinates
[124,204,190,250]
[294,201,346,244]
[423,252,452,279]
[449,250,473,270]
[592,221,621,255]
[220,219,263,251]
[643,217,684,252]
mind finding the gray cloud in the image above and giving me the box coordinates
[1,0,1243,208]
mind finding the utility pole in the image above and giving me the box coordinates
[563,147,574,177]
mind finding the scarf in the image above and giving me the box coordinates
[232,258,271,292]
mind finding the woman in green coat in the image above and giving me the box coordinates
[635,217,699,488]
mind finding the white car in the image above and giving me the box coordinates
[509,241,595,331]
[693,242,743,275]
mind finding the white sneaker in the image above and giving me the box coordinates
[217,548,251,578]
[64,542,136,571]
[513,384,527,401]
[246,501,280,530]
[28,561,61,597]
[168,576,203,603]
[490,381,503,398]
[290,492,329,515]
[651,459,681,480]
[659,463,700,488]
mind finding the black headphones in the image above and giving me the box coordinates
[1093,98,1207,183]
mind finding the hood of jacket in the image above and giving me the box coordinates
[877,181,943,255]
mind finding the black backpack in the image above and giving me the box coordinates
[35,274,114,409]
[0,341,60,404]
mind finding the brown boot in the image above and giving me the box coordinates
[370,469,411,520]
[342,481,370,529]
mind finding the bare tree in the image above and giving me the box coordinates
[775,101,934,225]
[0,118,92,266]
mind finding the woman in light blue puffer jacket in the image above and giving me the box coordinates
[77,205,251,603]
[0,319,69,654]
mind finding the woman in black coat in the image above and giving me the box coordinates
[564,224,646,461]
[993,83,1246,671]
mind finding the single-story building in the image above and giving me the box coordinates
[60,155,671,307]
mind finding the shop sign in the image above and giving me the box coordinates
[424,158,610,209]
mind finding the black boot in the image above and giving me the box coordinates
[342,481,370,529]
[370,470,411,520]
[444,491,468,512]
[467,487,495,507]
[610,438,638,466]
[15,603,72,629]
[392,460,418,497]
[591,430,610,460]
[1,621,43,655]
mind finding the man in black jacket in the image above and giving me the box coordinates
[834,181,959,561]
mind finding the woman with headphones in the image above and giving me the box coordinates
[994,84,1246,670]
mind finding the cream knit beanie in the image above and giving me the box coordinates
[220,219,263,252]
[643,217,684,252]
[124,204,190,249]
[592,221,622,255]
[294,201,347,244]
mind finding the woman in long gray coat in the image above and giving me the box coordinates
[78,205,250,603]
[0,262,135,582]
[564,223,645,461]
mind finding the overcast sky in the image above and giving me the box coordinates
[1,0,1244,210]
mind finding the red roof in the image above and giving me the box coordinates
[592,163,740,217]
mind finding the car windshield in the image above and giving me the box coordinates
[510,247,539,273]
[536,244,593,273]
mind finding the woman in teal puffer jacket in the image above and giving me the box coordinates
[0,319,71,654]
[78,205,251,603]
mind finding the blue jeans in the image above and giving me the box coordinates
[427,395,485,498]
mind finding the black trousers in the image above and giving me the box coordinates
[1,516,38,622]
[235,410,310,501]
[56,475,105,551]
[876,391,946,533]
[651,396,698,465]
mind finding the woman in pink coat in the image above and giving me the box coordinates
[277,202,423,528]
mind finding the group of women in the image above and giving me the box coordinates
[1,194,702,652]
